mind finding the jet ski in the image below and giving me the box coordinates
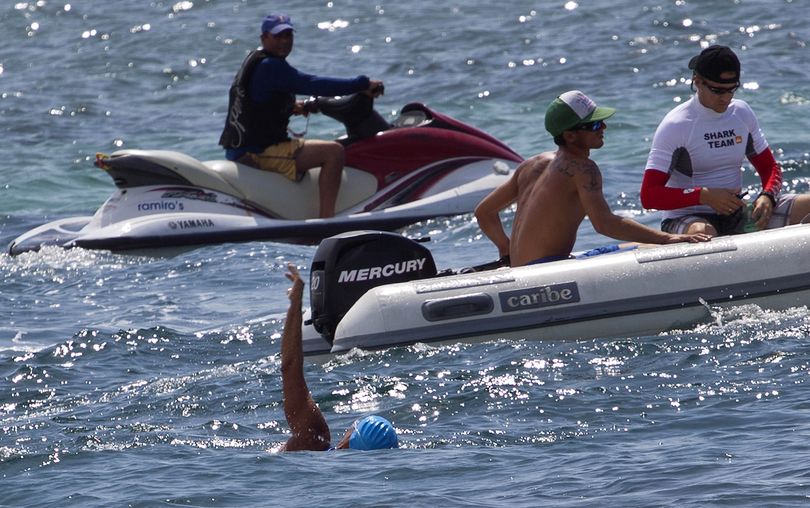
[299,227,810,358]
[8,93,522,255]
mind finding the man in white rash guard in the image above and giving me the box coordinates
[640,45,810,236]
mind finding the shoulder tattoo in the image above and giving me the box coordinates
[580,162,602,193]
[555,159,602,192]
[555,160,576,177]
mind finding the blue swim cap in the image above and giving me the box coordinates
[349,415,398,450]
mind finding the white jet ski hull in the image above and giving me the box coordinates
[9,158,513,254]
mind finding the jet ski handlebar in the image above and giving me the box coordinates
[301,84,385,115]
[302,91,390,142]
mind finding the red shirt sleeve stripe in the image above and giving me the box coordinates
[640,169,702,210]
[748,147,782,196]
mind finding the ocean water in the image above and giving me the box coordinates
[2,1,810,506]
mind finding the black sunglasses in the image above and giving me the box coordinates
[702,82,739,95]
[571,120,605,132]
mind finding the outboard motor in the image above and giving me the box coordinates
[310,231,437,342]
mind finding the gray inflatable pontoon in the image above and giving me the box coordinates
[301,225,810,357]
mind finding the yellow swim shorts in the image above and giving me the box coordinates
[238,138,305,181]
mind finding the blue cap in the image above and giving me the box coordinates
[349,415,398,450]
[261,14,294,35]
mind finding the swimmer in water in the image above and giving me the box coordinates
[279,263,399,451]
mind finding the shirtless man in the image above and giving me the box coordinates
[475,151,554,265]
[477,90,710,267]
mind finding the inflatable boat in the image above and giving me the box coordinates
[299,226,810,357]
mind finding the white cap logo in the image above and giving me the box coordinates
[559,90,596,120]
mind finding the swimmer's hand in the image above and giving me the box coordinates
[285,263,304,302]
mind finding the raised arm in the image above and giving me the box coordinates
[280,263,331,451]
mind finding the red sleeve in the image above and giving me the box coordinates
[640,169,702,210]
[748,147,782,195]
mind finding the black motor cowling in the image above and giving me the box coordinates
[310,231,437,342]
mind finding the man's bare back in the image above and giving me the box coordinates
[473,151,553,261]
[513,152,553,210]
[510,150,598,266]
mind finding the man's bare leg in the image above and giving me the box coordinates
[789,195,810,225]
[685,219,719,237]
[295,140,344,218]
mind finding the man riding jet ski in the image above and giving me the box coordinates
[8,91,522,255]
[219,12,386,219]
[8,11,523,256]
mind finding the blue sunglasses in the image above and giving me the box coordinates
[571,120,605,132]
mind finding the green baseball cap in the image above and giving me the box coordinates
[545,90,616,137]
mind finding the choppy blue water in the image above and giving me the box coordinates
[2,1,810,506]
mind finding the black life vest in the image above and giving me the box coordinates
[218,49,295,150]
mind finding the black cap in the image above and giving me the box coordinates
[688,45,740,84]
